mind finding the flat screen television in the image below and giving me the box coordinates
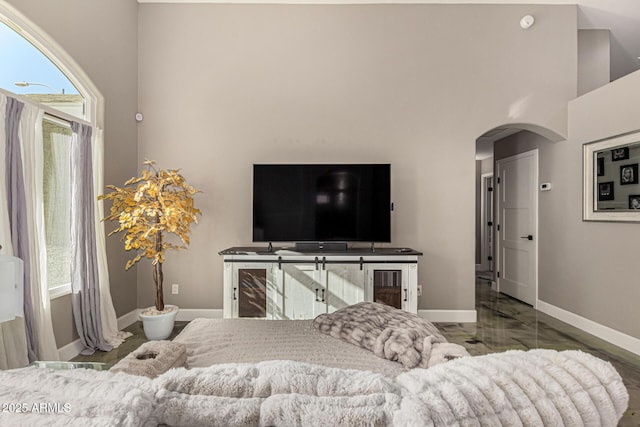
[253,164,391,243]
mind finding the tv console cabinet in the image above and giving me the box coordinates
[220,246,422,319]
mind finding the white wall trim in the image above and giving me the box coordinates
[537,300,640,357]
[57,339,85,361]
[118,309,141,330]
[419,309,477,323]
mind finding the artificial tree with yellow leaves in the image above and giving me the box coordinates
[99,160,201,313]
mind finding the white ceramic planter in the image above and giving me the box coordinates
[139,305,179,340]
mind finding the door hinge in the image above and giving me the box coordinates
[488,256,493,261]
[488,221,493,226]
[488,187,493,192]
[497,271,500,278]
[497,224,500,231]
[497,177,501,184]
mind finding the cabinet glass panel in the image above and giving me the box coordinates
[238,269,267,318]
[373,270,402,309]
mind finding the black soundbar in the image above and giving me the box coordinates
[295,242,348,252]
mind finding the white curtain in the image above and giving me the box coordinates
[92,128,130,347]
[0,94,29,369]
[1,92,127,364]
[18,103,59,361]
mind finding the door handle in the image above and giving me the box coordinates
[520,235,533,240]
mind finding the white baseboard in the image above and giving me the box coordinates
[57,339,85,361]
[537,300,640,357]
[117,309,141,330]
[418,309,477,323]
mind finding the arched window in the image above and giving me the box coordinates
[0,1,103,125]
[0,20,84,119]
[1,3,104,299]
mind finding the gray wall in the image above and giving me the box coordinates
[557,70,640,338]
[6,0,139,346]
[494,69,640,340]
[21,2,636,352]
[137,4,577,313]
[578,29,610,96]
[495,131,550,162]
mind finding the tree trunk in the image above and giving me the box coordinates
[153,227,164,311]
[153,261,164,311]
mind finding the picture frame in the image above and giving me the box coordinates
[597,157,604,176]
[620,164,638,185]
[584,128,640,222]
[629,195,640,210]
[611,147,629,161]
[598,181,614,201]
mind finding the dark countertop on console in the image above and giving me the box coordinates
[219,246,422,256]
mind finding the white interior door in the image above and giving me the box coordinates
[497,150,538,306]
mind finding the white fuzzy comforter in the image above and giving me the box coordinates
[0,349,628,426]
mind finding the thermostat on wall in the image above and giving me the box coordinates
[540,182,552,191]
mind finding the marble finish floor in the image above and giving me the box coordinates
[73,278,640,426]
[71,321,189,365]
[437,277,640,426]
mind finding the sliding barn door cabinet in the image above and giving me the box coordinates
[221,247,421,319]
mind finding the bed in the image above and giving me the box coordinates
[173,318,408,377]
[0,302,630,426]
[166,300,470,375]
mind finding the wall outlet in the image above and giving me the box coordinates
[172,284,179,295]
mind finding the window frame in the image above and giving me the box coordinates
[0,2,104,127]
[42,114,73,299]
[1,2,105,299]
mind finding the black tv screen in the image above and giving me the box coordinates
[253,164,391,242]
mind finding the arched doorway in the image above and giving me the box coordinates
[475,124,565,307]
